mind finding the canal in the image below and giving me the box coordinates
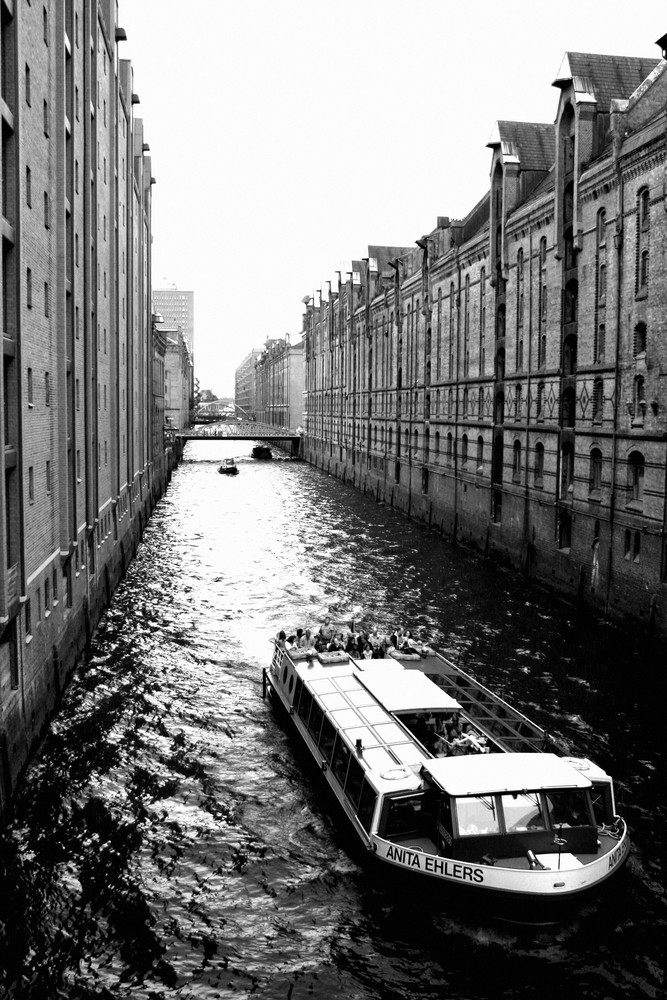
[0,442,664,999]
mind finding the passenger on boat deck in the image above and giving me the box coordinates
[303,629,316,649]
[328,633,345,652]
[446,712,463,741]
[318,617,334,644]
[276,630,287,649]
[346,633,360,655]
[295,628,305,647]
[286,634,297,649]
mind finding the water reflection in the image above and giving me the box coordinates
[0,442,663,999]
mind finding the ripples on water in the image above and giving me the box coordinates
[0,444,664,999]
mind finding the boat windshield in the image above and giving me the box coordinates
[453,788,592,838]
[544,788,592,828]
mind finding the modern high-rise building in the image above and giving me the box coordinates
[152,288,195,355]
[0,2,176,817]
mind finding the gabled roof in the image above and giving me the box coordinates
[488,121,555,171]
[552,52,661,111]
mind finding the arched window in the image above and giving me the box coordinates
[434,431,440,459]
[634,322,647,356]
[461,434,468,468]
[589,448,602,494]
[562,386,576,427]
[476,435,484,474]
[514,384,522,421]
[512,440,521,482]
[494,391,505,425]
[640,187,650,229]
[536,382,545,421]
[592,377,603,423]
[627,451,645,504]
[388,427,393,451]
[446,432,453,465]
[639,249,649,288]
[496,347,506,382]
[478,386,484,418]
[595,323,606,363]
[632,375,646,423]
[534,442,544,487]
[424,428,429,463]
[564,280,578,323]
[597,208,606,245]
[561,442,574,497]
[462,387,469,416]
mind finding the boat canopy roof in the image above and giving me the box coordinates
[422,752,592,796]
[357,662,461,714]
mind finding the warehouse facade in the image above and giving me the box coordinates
[0,1,176,817]
[302,41,667,635]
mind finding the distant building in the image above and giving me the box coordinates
[153,288,195,355]
[159,323,194,430]
[235,349,262,418]
[254,337,304,429]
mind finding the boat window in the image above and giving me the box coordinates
[293,678,303,713]
[345,756,365,810]
[282,664,288,684]
[357,780,377,833]
[499,792,546,832]
[308,700,324,744]
[384,795,426,839]
[590,781,614,826]
[297,689,313,727]
[288,675,294,695]
[454,796,501,837]
[331,736,351,787]
[319,716,336,762]
[545,789,592,828]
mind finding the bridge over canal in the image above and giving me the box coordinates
[175,421,303,457]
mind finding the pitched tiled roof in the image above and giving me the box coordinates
[553,53,661,111]
[493,121,555,171]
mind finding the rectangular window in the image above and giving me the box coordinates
[25,64,31,105]
[25,599,32,637]
[26,268,32,307]
[44,371,50,405]
[26,166,32,206]
[43,99,49,136]
[27,367,33,405]
[44,282,49,316]
[28,466,34,502]
[46,460,51,492]
[43,191,50,228]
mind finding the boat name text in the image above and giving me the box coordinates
[608,840,628,871]
[385,845,484,882]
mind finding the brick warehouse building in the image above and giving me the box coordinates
[0,2,177,817]
[302,38,667,636]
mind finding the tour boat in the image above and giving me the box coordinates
[218,458,239,476]
[263,641,630,921]
[251,444,272,460]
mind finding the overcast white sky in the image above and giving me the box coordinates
[118,0,666,396]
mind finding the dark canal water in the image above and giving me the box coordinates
[0,442,664,999]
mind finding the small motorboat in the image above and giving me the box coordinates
[251,444,273,460]
[218,458,239,476]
